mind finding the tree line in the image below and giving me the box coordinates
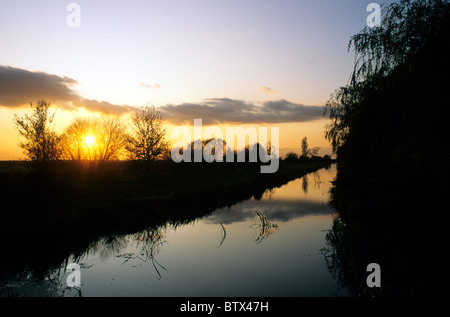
[14,100,331,170]
[284,136,330,163]
[13,100,168,170]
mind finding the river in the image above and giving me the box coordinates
[1,164,348,297]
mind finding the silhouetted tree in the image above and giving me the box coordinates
[125,106,169,165]
[13,99,62,164]
[188,138,226,162]
[62,114,127,164]
[325,0,450,179]
[284,152,299,163]
[301,137,309,157]
[310,147,320,157]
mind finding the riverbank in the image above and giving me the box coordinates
[0,159,334,237]
[0,159,334,280]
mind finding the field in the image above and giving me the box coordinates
[0,159,334,238]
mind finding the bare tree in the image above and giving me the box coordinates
[61,117,91,161]
[13,99,62,163]
[97,114,128,162]
[310,147,320,157]
[126,105,168,165]
[61,114,127,163]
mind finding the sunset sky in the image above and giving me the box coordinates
[0,0,397,160]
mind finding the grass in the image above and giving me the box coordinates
[0,159,334,237]
[0,158,334,281]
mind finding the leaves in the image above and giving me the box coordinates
[324,0,450,173]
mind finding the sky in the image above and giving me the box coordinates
[0,0,398,160]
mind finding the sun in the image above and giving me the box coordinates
[84,135,96,147]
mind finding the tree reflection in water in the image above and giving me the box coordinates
[323,168,450,296]
[0,224,173,296]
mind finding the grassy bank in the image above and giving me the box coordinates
[0,159,334,236]
[0,159,334,280]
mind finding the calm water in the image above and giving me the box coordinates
[3,164,349,297]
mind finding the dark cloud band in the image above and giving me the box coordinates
[1,65,324,124]
[0,65,134,114]
[160,98,324,125]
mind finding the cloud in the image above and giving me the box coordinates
[159,98,324,125]
[0,65,324,123]
[139,81,153,88]
[139,81,161,89]
[259,85,277,94]
[205,198,332,225]
[72,98,136,114]
[0,65,78,107]
[0,65,135,114]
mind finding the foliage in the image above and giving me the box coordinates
[300,137,319,158]
[284,152,299,163]
[300,136,309,157]
[324,0,450,178]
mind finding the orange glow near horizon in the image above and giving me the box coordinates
[164,119,331,156]
[0,106,332,161]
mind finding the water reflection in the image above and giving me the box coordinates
[115,228,169,279]
[1,164,342,297]
[324,165,450,296]
[250,211,279,244]
[206,168,334,226]
[209,200,332,225]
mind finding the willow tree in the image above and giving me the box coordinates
[325,0,450,178]
[322,0,450,298]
